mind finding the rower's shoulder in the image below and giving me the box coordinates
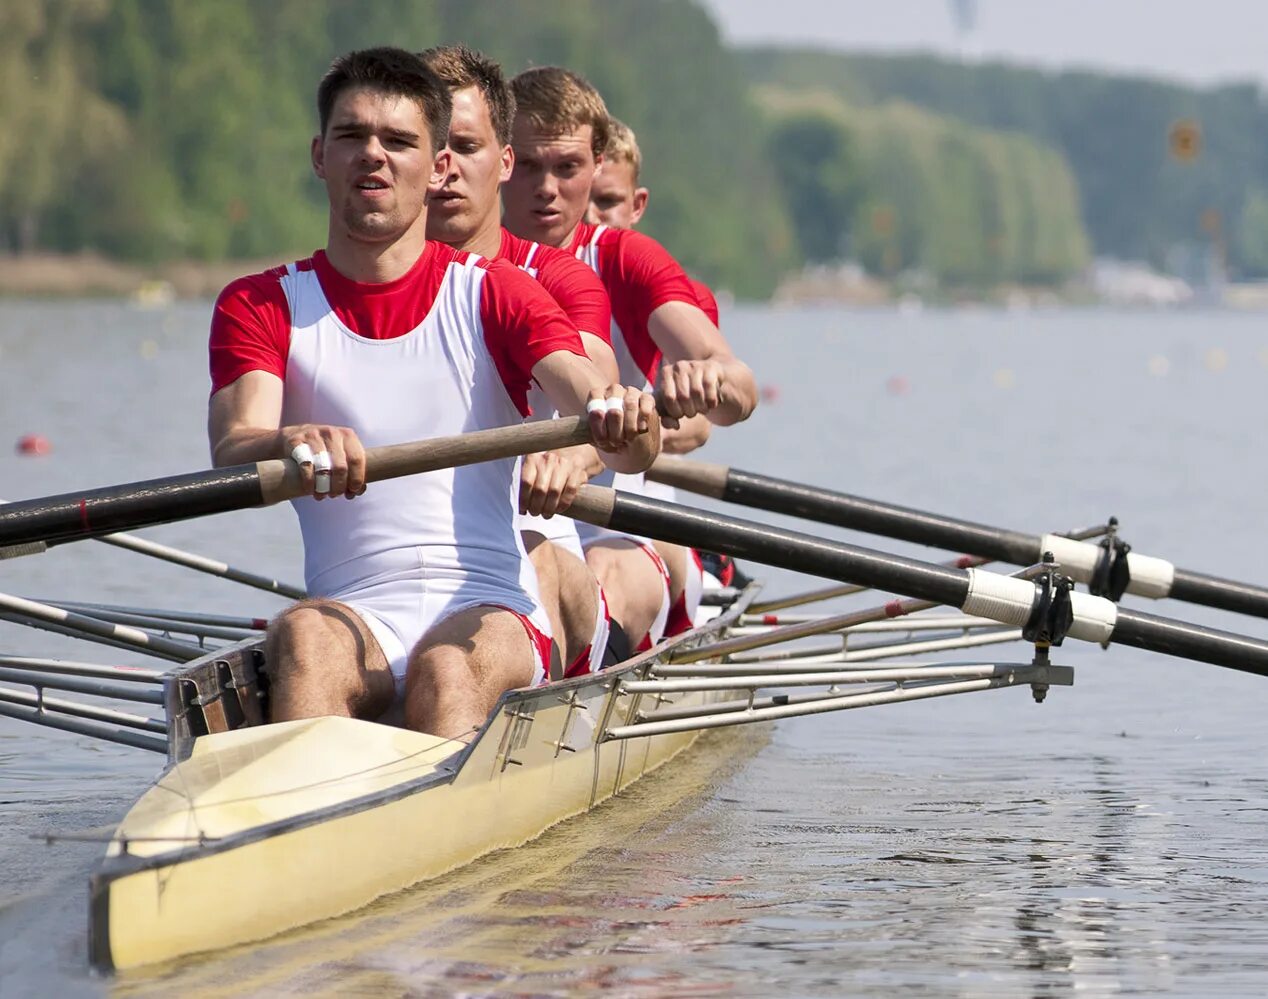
[214,255,316,309]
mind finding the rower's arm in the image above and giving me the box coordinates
[531,351,661,475]
[209,372,366,498]
[662,413,712,454]
[582,331,620,384]
[208,371,286,467]
[648,300,758,426]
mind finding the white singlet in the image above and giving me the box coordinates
[279,257,552,686]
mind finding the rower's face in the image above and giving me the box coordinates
[503,120,600,248]
[587,159,647,229]
[312,87,446,244]
[427,86,512,245]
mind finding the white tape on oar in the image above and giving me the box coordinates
[963,567,1119,645]
[1123,552,1175,598]
[1067,591,1118,644]
[962,569,1034,626]
[1039,533,1175,598]
[1039,534,1099,577]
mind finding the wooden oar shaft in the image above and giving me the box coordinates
[565,485,1268,678]
[648,455,1268,620]
[0,417,591,550]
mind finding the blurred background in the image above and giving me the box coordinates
[5,0,1268,307]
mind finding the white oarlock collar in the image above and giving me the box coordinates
[962,567,1118,645]
[1039,533,1175,599]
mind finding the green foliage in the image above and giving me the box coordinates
[766,112,861,262]
[743,47,1268,278]
[0,0,792,297]
[758,90,1089,285]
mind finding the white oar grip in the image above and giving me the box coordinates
[962,569,1034,626]
[1039,534,1175,599]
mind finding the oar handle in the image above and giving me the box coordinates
[0,417,593,550]
[257,415,592,502]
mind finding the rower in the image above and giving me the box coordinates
[207,48,660,740]
[419,43,619,678]
[587,116,733,634]
[502,67,758,649]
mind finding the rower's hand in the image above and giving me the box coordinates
[283,424,366,500]
[586,385,662,475]
[519,450,590,518]
[656,359,726,421]
[586,385,660,451]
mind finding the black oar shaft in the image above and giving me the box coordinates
[725,468,1039,564]
[1111,608,1268,674]
[0,467,266,550]
[1168,570,1268,620]
[574,486,970,608]
[0,417,593,550]
[651,457,1268,621]
[567,486,1268,679]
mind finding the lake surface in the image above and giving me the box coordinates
[1,300,1267,996]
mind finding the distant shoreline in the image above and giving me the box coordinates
[0,252,295,301]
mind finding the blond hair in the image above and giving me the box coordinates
[418,44,516,145]
[510,66,610,158]
[604,117,642,182]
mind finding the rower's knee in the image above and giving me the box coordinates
[265,599,387,720]
[585,544,665,643]
[404,608,537,738]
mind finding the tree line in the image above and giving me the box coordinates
[745,47,1268,280]
[5,2,1249,296]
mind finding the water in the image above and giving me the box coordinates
[2,300,1267,996]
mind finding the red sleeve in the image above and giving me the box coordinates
[533,250,612,344]
[479,259,587,416]
[208,269,291,396]
[601,229,699,328]
[691,278,720,327]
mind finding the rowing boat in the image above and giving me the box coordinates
[87,583,758,972]
[8,424,1268,975]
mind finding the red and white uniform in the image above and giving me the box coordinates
[502,228,609,563]
[647,276,719,638]
[499,228,613,676]
[209,245,581,687]
[569,223,702,646]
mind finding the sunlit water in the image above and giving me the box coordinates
[1,300,1266,996]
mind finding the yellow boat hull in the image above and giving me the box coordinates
[91,633,740,971]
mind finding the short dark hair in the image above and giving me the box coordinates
[511,67,610,158]
[419,44,516,146]
[317,47,452,154]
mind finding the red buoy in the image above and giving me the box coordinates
[759,383,781,403]
[16,434,52,456]
[886,375,910,396]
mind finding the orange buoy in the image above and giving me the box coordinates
[759,383,780,403]
[16,434,52,456]
[886,375,910,396]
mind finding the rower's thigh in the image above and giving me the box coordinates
[406,605,537,704]
[266,599,395,718]
[585,541,666,630]
[654,541,687,601]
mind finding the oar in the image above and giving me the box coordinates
[0,417,594,551]
[648,455,1268,620]
[0,499,306,599]
[564,486,1268,678]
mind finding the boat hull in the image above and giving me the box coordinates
[90,592,753,971]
